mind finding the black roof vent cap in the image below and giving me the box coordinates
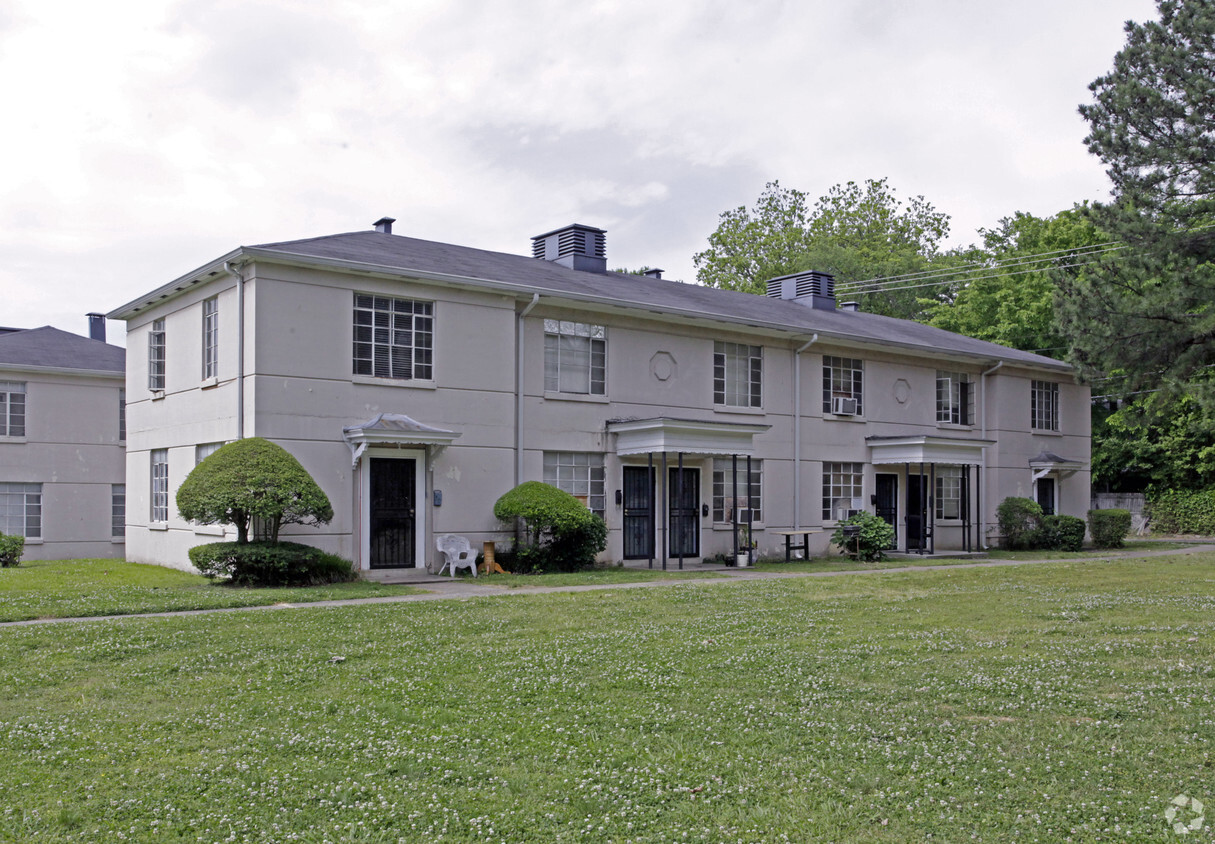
[373,217,396,234]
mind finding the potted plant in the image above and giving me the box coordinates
[735,525,757,567]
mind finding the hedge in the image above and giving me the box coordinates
[189,541,356,587]
[1041,514,1087,553]
[1088,509,1132,549]
[1145,489,1215,535]
[996,497,1044,550]
[0,533,24,567]
[830,512,895,562]
[494,481,607,572]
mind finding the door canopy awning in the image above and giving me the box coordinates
[343,413,460,467]
[866,435,996,466]
[607,417,770,457]
[1029,450,1085,480]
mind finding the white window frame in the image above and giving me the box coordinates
[148,319,166,392]
[543,452,606,517]
[0,483,41,538]
[544,320,606,396]
[714,341,762,408]
[353,293,434,381]
[936,371,973,426]
[822,462,864,522]
[150,449,169,523]
[1031,380,1060,431]
[112,484,126,539]
[935,466,963,520]
[0,381,26,437]
[712,458,762,524]
[202,297,219,380]
[823,356,863,415]
[196,441,224,465]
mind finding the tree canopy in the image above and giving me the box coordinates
[693,179,951,318]
[1058,0,1215,410]
[176,437,333,544]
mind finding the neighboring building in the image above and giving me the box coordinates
[107,219,1090,573]
[0,317,126,560]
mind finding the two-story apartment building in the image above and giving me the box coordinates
[108,219,1090,572]
[0,318,126,560]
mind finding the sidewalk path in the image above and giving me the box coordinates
[3,544,1212,629]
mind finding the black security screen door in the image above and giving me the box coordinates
[370,458,416,569]
[622,466,654,559]
[907,473,929,552]
[875,473,898,548]
[668,467,699,558]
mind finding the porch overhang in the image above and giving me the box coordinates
[1029,450,1085,481]
[866,435,995,466]
[342,413,460,467]
[607,417,770,457]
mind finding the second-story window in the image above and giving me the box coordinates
[544,320,605,395]
[1031,380,1060,431]
[353,293,433,381]
[148,319,166,391]
[202,297,219,380]
[823,356,863,415]
[936,371,973,425]
[0,382,26,437]
[714,342,762,408]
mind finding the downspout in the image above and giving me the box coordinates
[979,360,1004,547]
[223,261,246,440]
[515,294,541,486]
[792,334,819,531]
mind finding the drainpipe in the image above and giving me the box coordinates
[793,334,819,531]
[979,360,1004,547]
[223,261,246,440]
[515,294,541,486]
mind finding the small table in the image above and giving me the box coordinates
[771,529,822,562]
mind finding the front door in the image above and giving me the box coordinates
[1036,477,1056,516]
[875,473,898,549]
[668,467,699,558]
[369,457,416,568]
[906,473,929,552]
[622,466,654,560]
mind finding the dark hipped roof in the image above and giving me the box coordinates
[0,326,125,374]
[110,227,1072,372]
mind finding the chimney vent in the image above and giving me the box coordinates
[531,224,607,273]
[642,268,664,279]
[373,217,396,234]
[86,313,106,342]
[840,301,860,312]
[764,270,836,310]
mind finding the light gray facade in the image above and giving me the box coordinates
[0,325,126,560]
[109,221,1091,572]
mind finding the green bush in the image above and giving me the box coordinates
[0,533,24,567]
[1040,514,1087,552]
[1088,509,1132,549]
[177,438,333,544]
[493,481,607,572]
[189,541,355,587]
[997,497,1044,550]
[830,512,895,562]
[1145,489,1215,535]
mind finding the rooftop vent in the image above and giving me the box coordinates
[642,268,664,279]
[373,217,396,234]
[839,301,860,312]
[86,312,106,342]
[531,224,607,273]
[765,270,836,311]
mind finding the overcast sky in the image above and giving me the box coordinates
[1,0,1157,345]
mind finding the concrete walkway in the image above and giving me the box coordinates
[3,543,1212,629]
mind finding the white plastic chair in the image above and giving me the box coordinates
[435,534,478,577]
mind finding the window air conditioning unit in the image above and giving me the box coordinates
[832,396,858,416]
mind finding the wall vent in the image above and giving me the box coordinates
[531,224,607,273]
[765,270,837,310]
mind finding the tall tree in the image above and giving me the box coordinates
[694,179,951,318]
[1058,0,1215,409]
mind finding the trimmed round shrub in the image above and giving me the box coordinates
[1088,508,1132,549]
[997,497,1044,550]
[830,511,895,562]
[177,438,333,544]
[493,481,607,573]
[0,532,24,567]
[1041,514,1087,552]
[189,541,355,587]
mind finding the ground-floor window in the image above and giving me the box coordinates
[822,462,864,521]
[935,466,963,519]
[150,449,169,523]
[112,484,125,538]
[0,482,41,538]
[711,458,762,524]
[543,452,605,517]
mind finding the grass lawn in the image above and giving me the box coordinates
[477,567,724,588]
[0,558,423,623]
[2,554,1213,841]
